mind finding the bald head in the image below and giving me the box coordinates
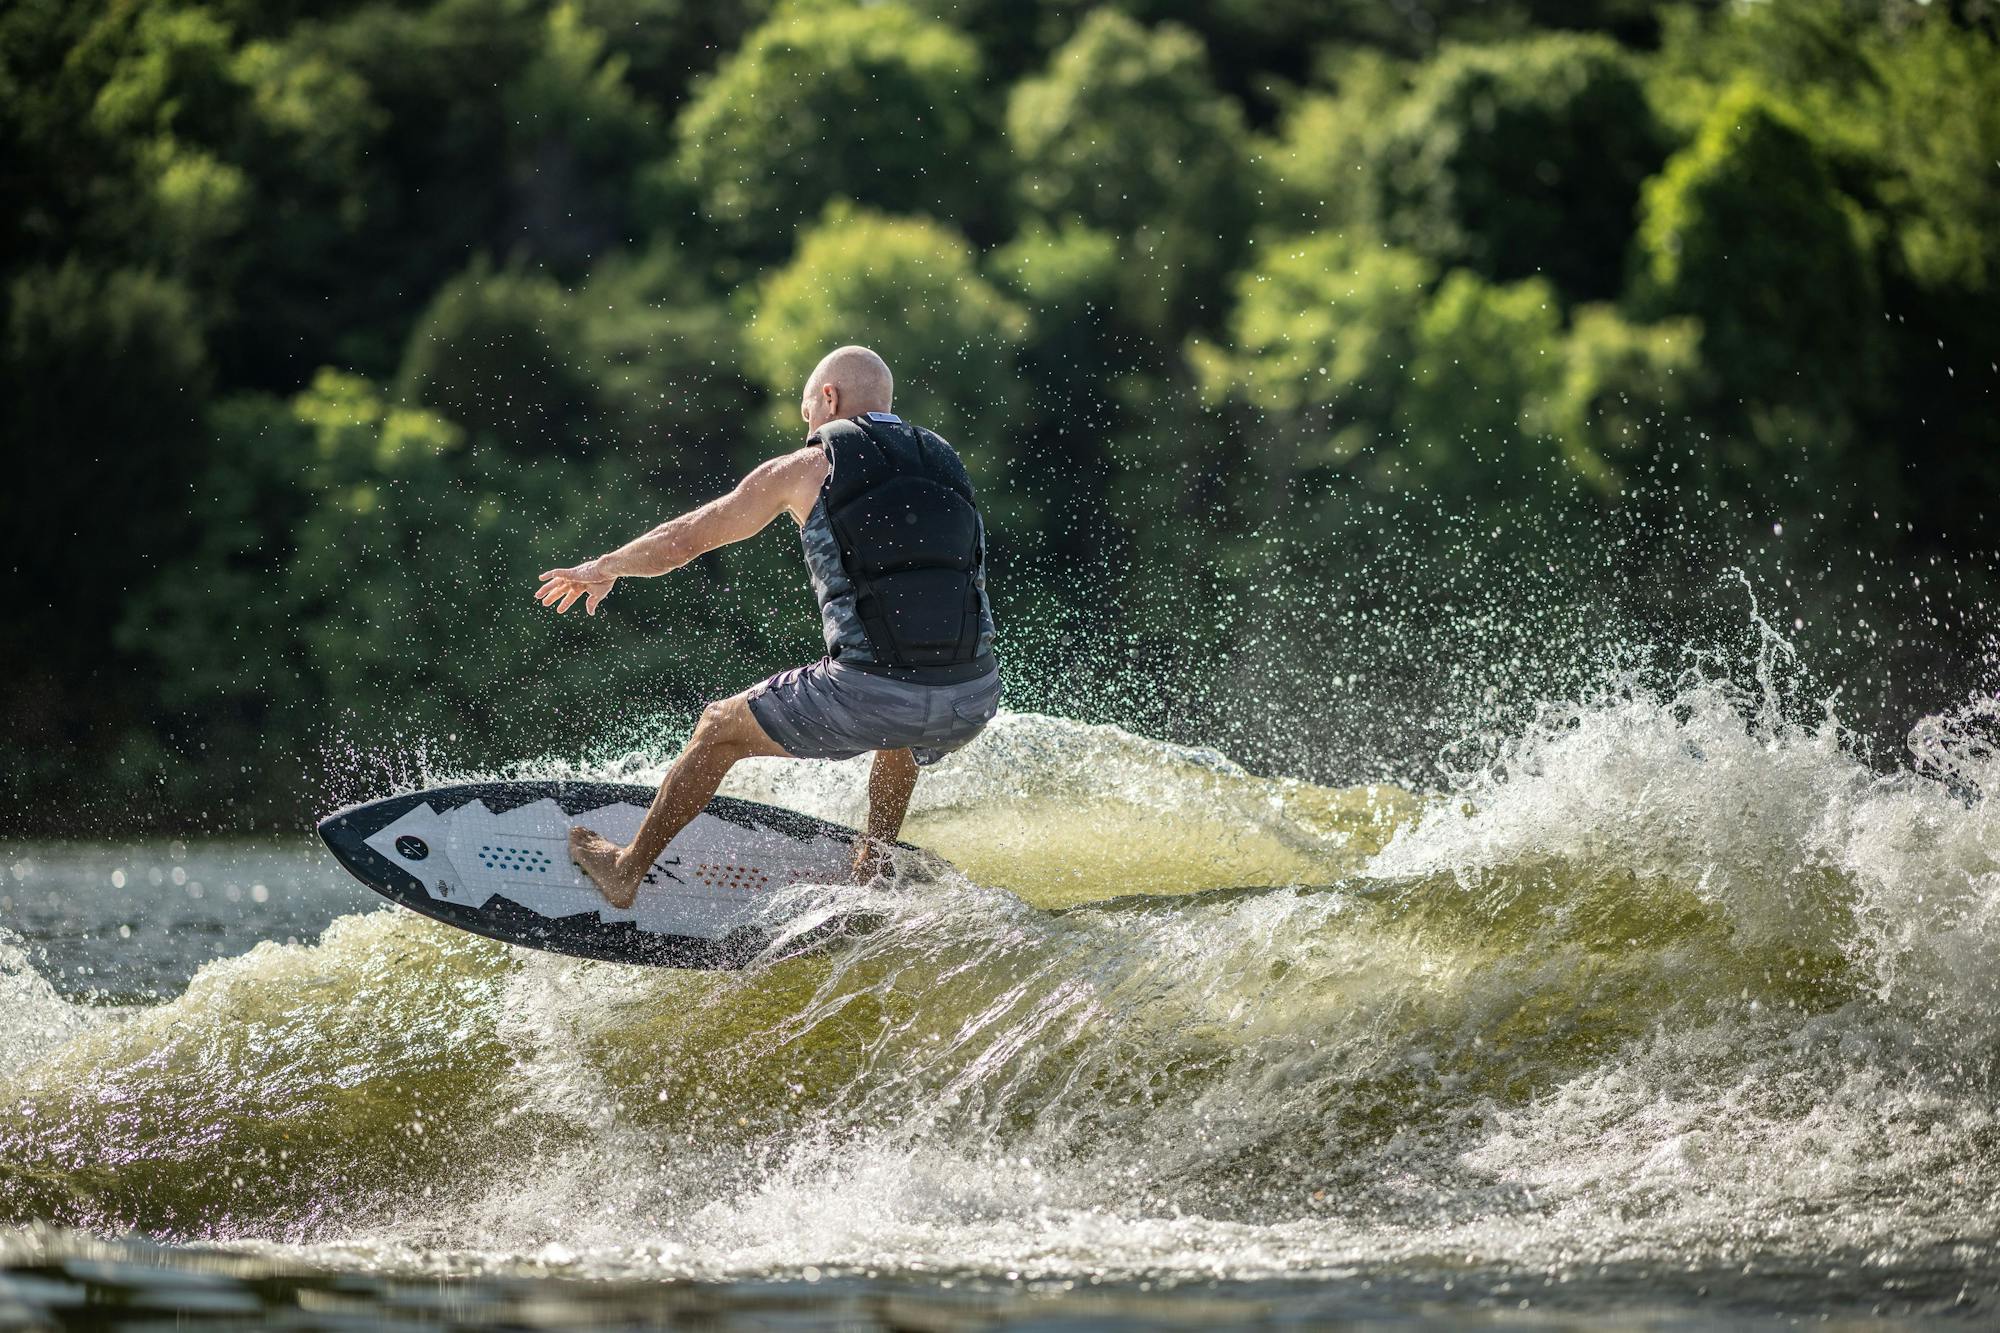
[801,345,893,433]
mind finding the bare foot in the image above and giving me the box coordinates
[570,826,643,908]
[850,836,893,885]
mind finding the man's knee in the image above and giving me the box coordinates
[689,699,738,748]
[689,696,761,759]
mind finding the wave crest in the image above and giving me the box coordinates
[4,678,1998,1276]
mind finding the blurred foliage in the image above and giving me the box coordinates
[1193,235,1436,481]
[747,208,1029,463]
[1007,8,1252,329]
[3,259,210,819]
[673,1,997,257]
[1636,84,1878,421]
[1364,35,1667,300]
[1,0,1996,829]
[1533,305,1703,490]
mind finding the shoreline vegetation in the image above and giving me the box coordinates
[4,0,1995,835]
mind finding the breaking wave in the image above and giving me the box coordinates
[4,660,1999,1283]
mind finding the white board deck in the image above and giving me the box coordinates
[318,781,897,967]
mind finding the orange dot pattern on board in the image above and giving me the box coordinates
[692,862,773,892]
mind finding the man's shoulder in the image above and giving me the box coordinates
[777,441,830,467]
[742,444,827,494]
[755,444,828,517]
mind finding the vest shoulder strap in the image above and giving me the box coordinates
[815,417,889,500]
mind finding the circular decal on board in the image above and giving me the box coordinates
[394,835,430,862]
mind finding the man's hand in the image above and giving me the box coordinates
[536,560,618,616]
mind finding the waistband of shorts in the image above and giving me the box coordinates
[833,652,998,687]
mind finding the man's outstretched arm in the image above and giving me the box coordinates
[536,447,827,615]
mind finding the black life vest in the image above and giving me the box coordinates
[801,413,994,683]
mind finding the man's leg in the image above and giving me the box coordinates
[570,691,790,908]
[851,747,919,882]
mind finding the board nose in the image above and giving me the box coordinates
[316,807,374,877]
[316,812,349,863]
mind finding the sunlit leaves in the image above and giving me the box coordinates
[1008,8,1252,329]
[674,1,993,254]
[1636,85,1876,416]
[747,206,1030,459]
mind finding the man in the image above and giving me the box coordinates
[534,346,1000,907]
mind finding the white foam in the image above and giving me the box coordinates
[0,931,97,1081]
[7,679,2000,1287]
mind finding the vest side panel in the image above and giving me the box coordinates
[798,430,879,667]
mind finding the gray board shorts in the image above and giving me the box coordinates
[747,658,1002,767]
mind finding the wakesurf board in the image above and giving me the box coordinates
[318,781,926,968]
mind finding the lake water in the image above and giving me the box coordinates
[4,704,1998,1327]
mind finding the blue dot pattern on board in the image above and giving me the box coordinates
[476,844,554,874]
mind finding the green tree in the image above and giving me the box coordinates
[907,0,1086,85]
[570,247,762,475]
[988,220,1123,425]
[84,4,253,277]
[281,370,498,728]
[985,220,1131,584]
[219,30,387,376]
[1869,18,2000,294]
[259,0,654,377]
[1177,236,1438,595]
[1007,8,1252,330]
[0,0,95,271]
[989,222,1121,350]
[4,261,211,625]
[502,3,661,266]
[1203,239,1699,502]
[1194,234,1436,477]
[1527,305,1702,491]
[1123,0,1676,76]
[1648,0,1997,294]
[122,368,800,815]
[1862,16,2000,539]
[570,0,772,108]
[1397,269,1567,492]
[396,251,759,472]
[672,1,995,256]
[6,0,2000,831]
[1261,52,1409,235]
[746,207,1029,470]
[395,262,601,451]
[1363,34,1664,300]
[1647,0,1996,526]
[2,261,212,821]
[107,392,317,812]
[1635,84,1877,416]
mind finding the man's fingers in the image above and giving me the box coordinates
[535,568,613,615]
